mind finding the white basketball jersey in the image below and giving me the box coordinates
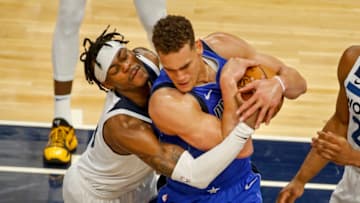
[344,56,360,154]
[76,91,155,199]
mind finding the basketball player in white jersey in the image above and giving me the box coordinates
[277,45,360,203]
[62,26,261,202]
[43,0,167,165]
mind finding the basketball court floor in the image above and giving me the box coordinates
[0,120,343,203]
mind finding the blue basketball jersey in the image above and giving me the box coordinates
[151,40,262,202]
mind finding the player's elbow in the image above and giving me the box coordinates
[290,77,307,99]
[284,71,307,100]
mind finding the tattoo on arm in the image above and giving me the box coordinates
[144,144,184,177]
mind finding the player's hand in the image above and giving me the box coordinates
[312,131,353,166]
[276,180,305,203]
[220,58,259,89]
[235,92,258,129]
[237,77,283,129]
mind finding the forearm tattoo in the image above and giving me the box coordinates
[146,144,184,177]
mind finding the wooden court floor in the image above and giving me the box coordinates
[0,124,342,202]
[0,0,359,138]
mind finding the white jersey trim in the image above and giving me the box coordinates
[104,108,152,124]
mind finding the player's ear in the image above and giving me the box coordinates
[102,80,113,90]
[195,39,203,55]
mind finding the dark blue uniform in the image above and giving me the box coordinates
[151,41,262,203]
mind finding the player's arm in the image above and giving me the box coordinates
[311,46,360,168]
[203,32,306,127]
[288,45,355,186]
[103,113,254,189]
[149,87,223,150]
[103,114,181,177]
[276,45,357,203]
[149,59,258,152]
[203,32,306,99]
[219,57,259,141]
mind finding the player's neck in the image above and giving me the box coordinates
[197,60,215,85]
[116,88,149,108]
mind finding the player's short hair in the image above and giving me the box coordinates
[80,26,129,91]
[152,15,195,54]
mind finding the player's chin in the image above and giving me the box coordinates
[175,83,192,93]
[131,75,149,87]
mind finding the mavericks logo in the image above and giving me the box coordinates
[213,99,224,119]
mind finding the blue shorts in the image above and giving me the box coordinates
[156,171,262,203]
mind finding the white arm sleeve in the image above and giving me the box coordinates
[171,122,254,189]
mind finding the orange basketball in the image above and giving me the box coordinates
[238,65,276,100]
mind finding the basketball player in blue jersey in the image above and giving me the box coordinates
[277,46,360,203]
[43,0,167,166]
[62,27,261,202]
[150,15,307,202]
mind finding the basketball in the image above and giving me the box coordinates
[238,65,276,100]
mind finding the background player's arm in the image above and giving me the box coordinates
[276,46,357,203]
[312,46,360,167]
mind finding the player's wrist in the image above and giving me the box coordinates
[274,75,286,94]
[230,122,254,142]
[220,78,238,100]
[220,76,237,90]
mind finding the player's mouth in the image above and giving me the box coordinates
[176,81,190,92]
[129,65,141,81]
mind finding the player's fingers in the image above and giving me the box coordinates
[235,92,244,106]
[264,107,276,125]
[238,83,256,92]
[237,95,257,116]
[239,80,260,92]
[311,137,320,146]
[317,131,329,139]
[239,101,261,122]
[314,140,338,159]
[276,191,290,203]
[321,131,340,144]
[315,135,340,152]
[255,105,268,128]
[287,195,298,203]
[322,139,341,152]
[318,150,334,160]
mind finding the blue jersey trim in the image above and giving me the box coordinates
[347,82,360,97]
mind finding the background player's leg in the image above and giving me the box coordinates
[133,0,167,48]
[43,0,86,165]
